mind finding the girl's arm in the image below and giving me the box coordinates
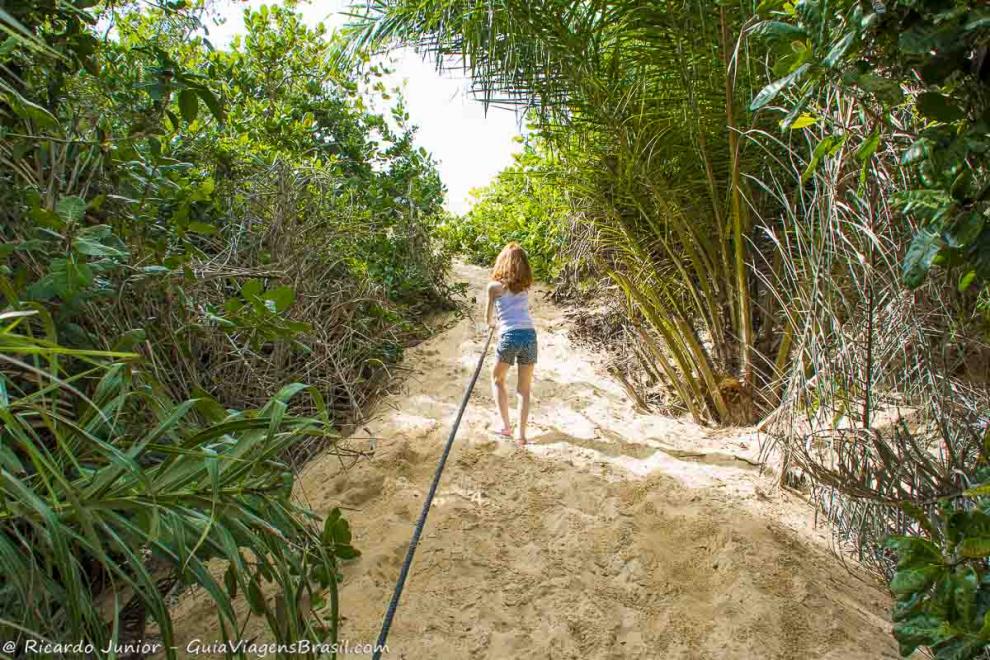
[485,282,501,329]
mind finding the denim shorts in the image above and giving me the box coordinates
[496,328,538,365]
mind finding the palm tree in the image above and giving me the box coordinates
[352,0,769,423]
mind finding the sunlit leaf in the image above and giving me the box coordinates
[179,89,199,123]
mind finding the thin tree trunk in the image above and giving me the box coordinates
[719,7,753,395]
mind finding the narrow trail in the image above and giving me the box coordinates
[171,262,896,658]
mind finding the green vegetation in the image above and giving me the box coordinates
[1,0,447,653]
[357,0,785,424]
[752,0,989,291]
[1,311,345,648]
[438,138,569,280]
[2,0,989,655]
[888,468,990,658]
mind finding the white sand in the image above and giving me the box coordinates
[169,262,896,658]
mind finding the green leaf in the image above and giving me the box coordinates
[187,222,217,235]
[916,92,965,123]
[890,565,943,596]
[964,482,990,497]
[801,134,845,183]
[73,237,128,258]
[952,567,977,625]
[246,577,266,614]
[822,31,854,68]
[750,21,806,41]
[957,536,990,559]
[55,196,87,223]
[943,212,984,249]
[964,13,990,31]
[788,114,817,129]
[223,298,243,314]
[334,544,360,560]
[264,285,295,313]
[241,279,263,299]
[224,565,237,599]
[886,536,943,570]
[312,564,331,588]
[7,93,58,129]
[855,131,881,163]
[0,36,18,59]
[148,136,162,159]
[892,591,925,623]
[898,26,937,55]
[322,508,342,544]
[28,257,94,300]
[751,63,811,111]
[958,270,977,292]
[893,613,949,656]
[331,517,351,545]
[196,87,223,121]
[902,230,942,288]
[30,206,64,229]
[179,89,199,123]
[854,73,903,105]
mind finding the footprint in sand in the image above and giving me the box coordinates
[387,442,425,470]
[341,472,385,506]
[367,542,408,585]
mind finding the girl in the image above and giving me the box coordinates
[485,242,537,446]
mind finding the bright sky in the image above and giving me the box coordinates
[204,0,523,214]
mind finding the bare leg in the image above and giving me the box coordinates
[491,361,512,436]
[516,363,534,445]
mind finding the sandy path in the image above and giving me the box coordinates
[171,262,897,658]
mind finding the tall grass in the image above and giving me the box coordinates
[749,90,990,569]
[92,159,451,451]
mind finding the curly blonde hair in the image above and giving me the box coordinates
[491,242,533,293]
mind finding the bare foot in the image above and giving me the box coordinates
[516,436,527,447]
[493,427,513,439]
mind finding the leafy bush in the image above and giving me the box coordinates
[751,0,990,292]
[0,0,451,649]
[1,2,451,412]
[887,464,990,658]
[438,139,569,280]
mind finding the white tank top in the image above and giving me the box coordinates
[494,289,534,332]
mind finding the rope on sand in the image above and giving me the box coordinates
[373,327,495,659]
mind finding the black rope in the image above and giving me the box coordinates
[372,327,495,659]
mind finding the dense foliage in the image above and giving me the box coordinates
[751,0,989,291]
[356,0,774,425]
[1,0,448,653]
[1,0,988,654]
[2,2,448,406]
[887,466,990,658]
[438,138,569,280]
[1,312,349,650]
